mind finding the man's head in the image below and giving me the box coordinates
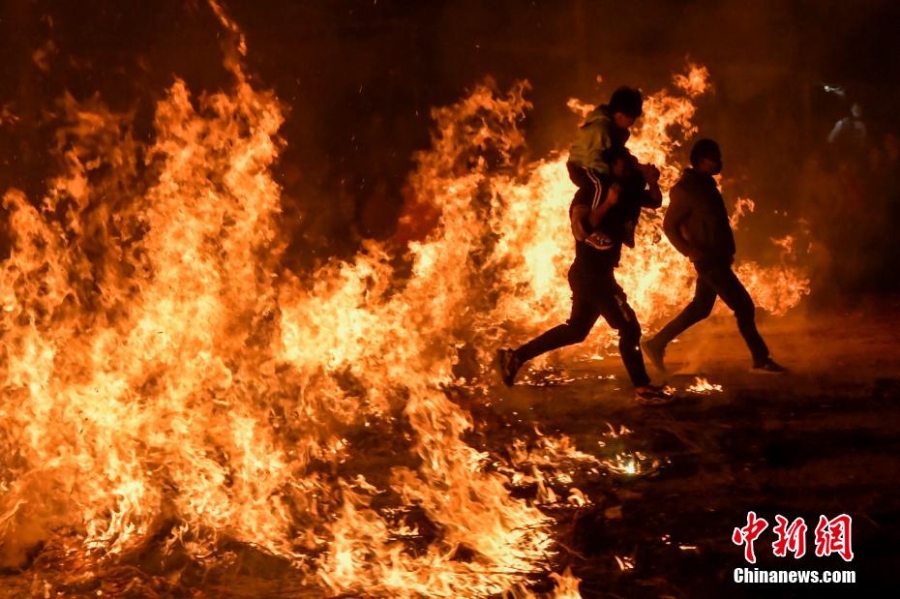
[690,138,723,175]
[603,146,637,180]
[605,86,643,129]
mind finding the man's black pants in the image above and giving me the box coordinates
[653,262,770,364]
[514,266,651,387]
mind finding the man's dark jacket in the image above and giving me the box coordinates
[663,168,735,267]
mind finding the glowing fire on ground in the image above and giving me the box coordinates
[0,3,810,597]
[687,377,724,394]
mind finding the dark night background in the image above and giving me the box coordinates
[1,0,899,279]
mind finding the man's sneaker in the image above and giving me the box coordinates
[585,232,615,251]
[751,358,788,374]
[496,348,522,387]
[635,384,676,406]
[641,337,667,373]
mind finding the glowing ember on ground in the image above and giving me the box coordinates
[614,555,636,571]
[600,452,660,477]
[687,377,724,394]
[506,430,654,504]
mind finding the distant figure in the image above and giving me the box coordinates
[642,139,787,375]
[827,102,868,154]
[497,103,675,406]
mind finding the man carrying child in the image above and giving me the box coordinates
[496,89,673,406]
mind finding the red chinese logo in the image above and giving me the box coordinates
[732,511,769,564]
[772,515,808,558]
[814,514,854,562]
[733,512,854,562]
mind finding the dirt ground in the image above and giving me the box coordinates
[480,295,900,598]
[2,297,900,598]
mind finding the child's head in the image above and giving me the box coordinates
[604,87,643,129]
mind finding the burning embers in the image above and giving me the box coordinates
[687,377,724,395]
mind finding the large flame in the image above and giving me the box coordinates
[0,4,809,597]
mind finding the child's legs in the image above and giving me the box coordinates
[566,163,603,209]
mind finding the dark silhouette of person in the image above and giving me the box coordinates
[827,102,868,155]
[497,140,674,406]
[642,139,786,375]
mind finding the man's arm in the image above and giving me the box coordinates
[588,182,620,228]
[637,164,663,209]
[663,187,696,257]
[642,181,663,209]
[573,180,620,240]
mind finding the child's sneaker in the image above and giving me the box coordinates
[585,232,615,251]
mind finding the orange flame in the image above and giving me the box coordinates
[687,377,724,394]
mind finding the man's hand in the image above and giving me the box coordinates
[585,232,614,251]
[638,163,661,184]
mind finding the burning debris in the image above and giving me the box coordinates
[686,377,724,395]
